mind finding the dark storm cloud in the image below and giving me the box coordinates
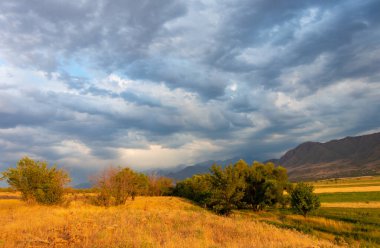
[0,0,379,175]
[0,0,187,72]
[210,0,380,92]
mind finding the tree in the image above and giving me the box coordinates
[147,174,173,196]
[94,166,149,206]
[173,174,211,207]
[208,164,246,215]
[1,157,70,205]
[243,162,288,210]
[290,182,320,217]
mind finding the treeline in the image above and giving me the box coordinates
[1,157,320,217]
[173,160,291,215]
[0,157,173,205]
[93,166,173,206]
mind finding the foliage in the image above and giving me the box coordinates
[94,167,149,206]
[173,174,212,207]
[291,182,320,217]
[207,164,246,215]
[243,161,289,210]
[147,174,173,196]
[174,159,290,215]
[1,156,70,204]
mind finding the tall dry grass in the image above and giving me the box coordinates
[0,196,338,248]
[314,186,380,193]
[321,202,380,208]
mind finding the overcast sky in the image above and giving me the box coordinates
[1,0,380,174]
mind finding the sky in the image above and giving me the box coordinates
[0,0,380,179]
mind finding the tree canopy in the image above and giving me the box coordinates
[174,160,290,215]
[1,156,70,205]
[290,182,321,217]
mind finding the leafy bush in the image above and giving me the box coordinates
[93,167,149,206]
[174,159,290,215]
[290,182,320,217]
[1,156,70,205]
[173,174,212,207]
[243,162,289,210]
[147,175,173,196]
[207,164,246,215]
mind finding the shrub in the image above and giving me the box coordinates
[147,175,173,196]
[173,174,212,207]
[93,166,149,206]
[1,156,70,205]
[290,182,320,217]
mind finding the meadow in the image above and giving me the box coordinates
[252,176,380,247]
[0,195,335,248]
[1,175,379,247]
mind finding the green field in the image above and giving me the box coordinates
[318,191,380,202]
[244,176,380,247]
[312,176,380,186]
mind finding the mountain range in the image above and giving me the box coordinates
[165,132,380,181]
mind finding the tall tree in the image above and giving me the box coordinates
[208,164,246,215]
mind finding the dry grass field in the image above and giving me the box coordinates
[1,175,379,247]
[314,185,380,193]
[0,195,337,248]
[321,202,380,208]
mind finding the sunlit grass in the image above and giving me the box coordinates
[314,186,380,193]
[0,197,336,248]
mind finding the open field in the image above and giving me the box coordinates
[1,175,379,247]
[0,196,336,248]
[313,177,380,209]
[312,176,380,187]
[259,176,380,246]
[318,191,380,202]
[314,186,380,193]
[238,207,380,247]
[321,202,380,208]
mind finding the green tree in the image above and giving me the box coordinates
[173,174,211,207]
[208,164,246,215]
[1,157,70,205]
[290,182,320,217]
[244,162,288,210]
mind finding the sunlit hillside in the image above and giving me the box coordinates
[0,196,336,248]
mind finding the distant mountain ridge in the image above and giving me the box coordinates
[165,158,241,180]
[166,132,380,181]
[279,132,380,181]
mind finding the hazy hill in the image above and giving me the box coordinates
[165,158,240,180]
[167,132,380,181]
[279,132,380,181]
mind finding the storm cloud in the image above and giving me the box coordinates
[0,0,379,178]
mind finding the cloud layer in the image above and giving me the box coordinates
[0,0,379,177]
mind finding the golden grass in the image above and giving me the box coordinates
[321,202,380,208]
[314,182,380,188]
[0,197,338,248]
[0,192,21,199]
[314,186,380,193]
[313,176,380,184]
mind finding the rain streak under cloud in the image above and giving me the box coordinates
[0,0,380,177]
